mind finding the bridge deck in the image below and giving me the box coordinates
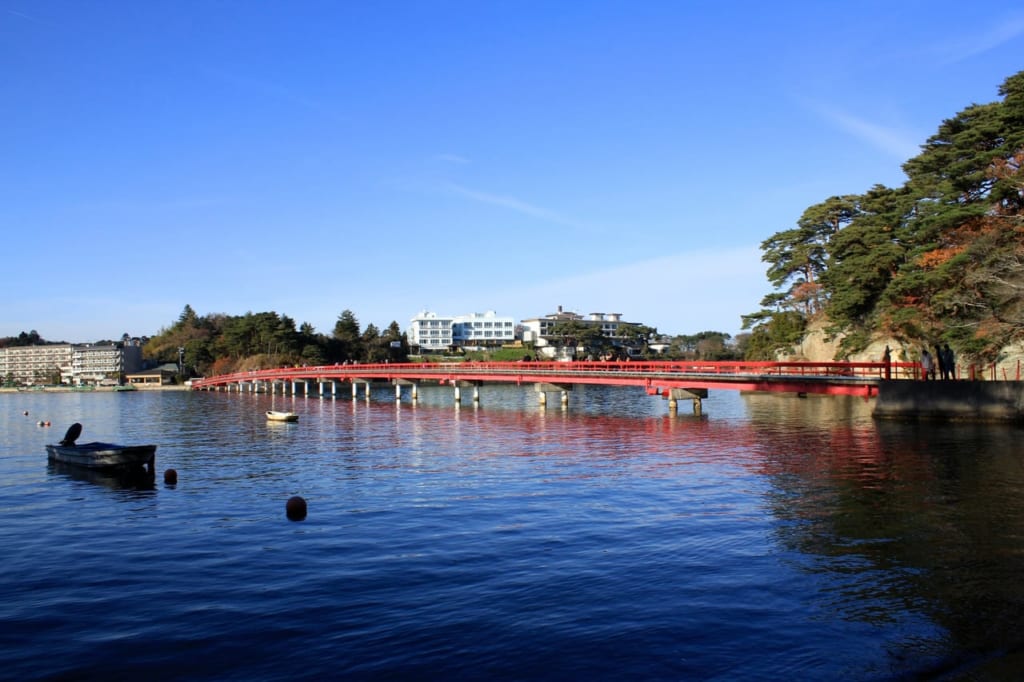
[190,360,915,398]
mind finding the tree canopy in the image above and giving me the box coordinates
[748,70,1024,361]
[143,306,408,377]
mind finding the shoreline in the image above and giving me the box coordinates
[0,385,191,393]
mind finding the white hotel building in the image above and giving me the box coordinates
[408,310,516,351]
[0,343,143,386]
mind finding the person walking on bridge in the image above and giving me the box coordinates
[920,348,935,380]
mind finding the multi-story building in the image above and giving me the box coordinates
[0,342,143,386]
[520,306,643,357]
[0,344,72,385]
[407,311,455,351]
[71,343,143,385]
[452,311,516,348]
[408,310,517,351]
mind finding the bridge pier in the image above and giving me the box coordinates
[666,388,707,416]
[535,383,572,409]
[393,379,418,402]
[451,381,481,404]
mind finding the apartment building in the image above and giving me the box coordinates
[452,311,516,348]
[0,344,72,385]
[71,343,143,385]
[407,311,455,351]
[408,310,517,351]
[520,306,644,357]
[0,343,143,386]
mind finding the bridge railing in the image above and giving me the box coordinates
[190,359,921,390]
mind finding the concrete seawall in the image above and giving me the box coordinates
[873,380,1024,423]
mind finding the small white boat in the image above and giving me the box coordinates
[46,423,156,471]
[266,410,299,422]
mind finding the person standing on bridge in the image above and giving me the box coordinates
[934,345,946,381]
[941,344,956,380]
[920,348,935,380]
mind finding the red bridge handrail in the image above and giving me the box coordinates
[189,360,918,396]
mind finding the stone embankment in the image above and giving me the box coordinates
[873,380,1024,423]
[787,320,1024,422]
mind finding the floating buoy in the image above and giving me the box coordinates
[164,469,178,484]
[37,421,45,427]
[45,421,51,427]
[23,411,28,416]
[286,496,307,521]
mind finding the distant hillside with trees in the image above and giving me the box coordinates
[744,70,1023,363]
[142,305,408,377]
[138,305,743,378]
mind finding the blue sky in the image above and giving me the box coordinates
[3,2,1023,343]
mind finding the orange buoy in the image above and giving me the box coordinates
[164,469,178,484]
[286,496,307,521]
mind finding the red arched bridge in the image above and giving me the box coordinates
[189,359,916,412]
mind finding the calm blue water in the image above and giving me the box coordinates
[2,385,1023,680]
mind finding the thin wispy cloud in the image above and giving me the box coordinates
[933,15,1024,64]
[425,245,765,335]
[805,102,921,161]
[446,183,582,228]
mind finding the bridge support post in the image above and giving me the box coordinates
[454,385,461,403]
[394,379,417,403]
[665,388,708,416]
[364,382,371,401]
[412,384,418,401]
[535,383,572,410]
[352,382,358,400]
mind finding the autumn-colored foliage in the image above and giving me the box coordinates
[748,70,1024,362]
